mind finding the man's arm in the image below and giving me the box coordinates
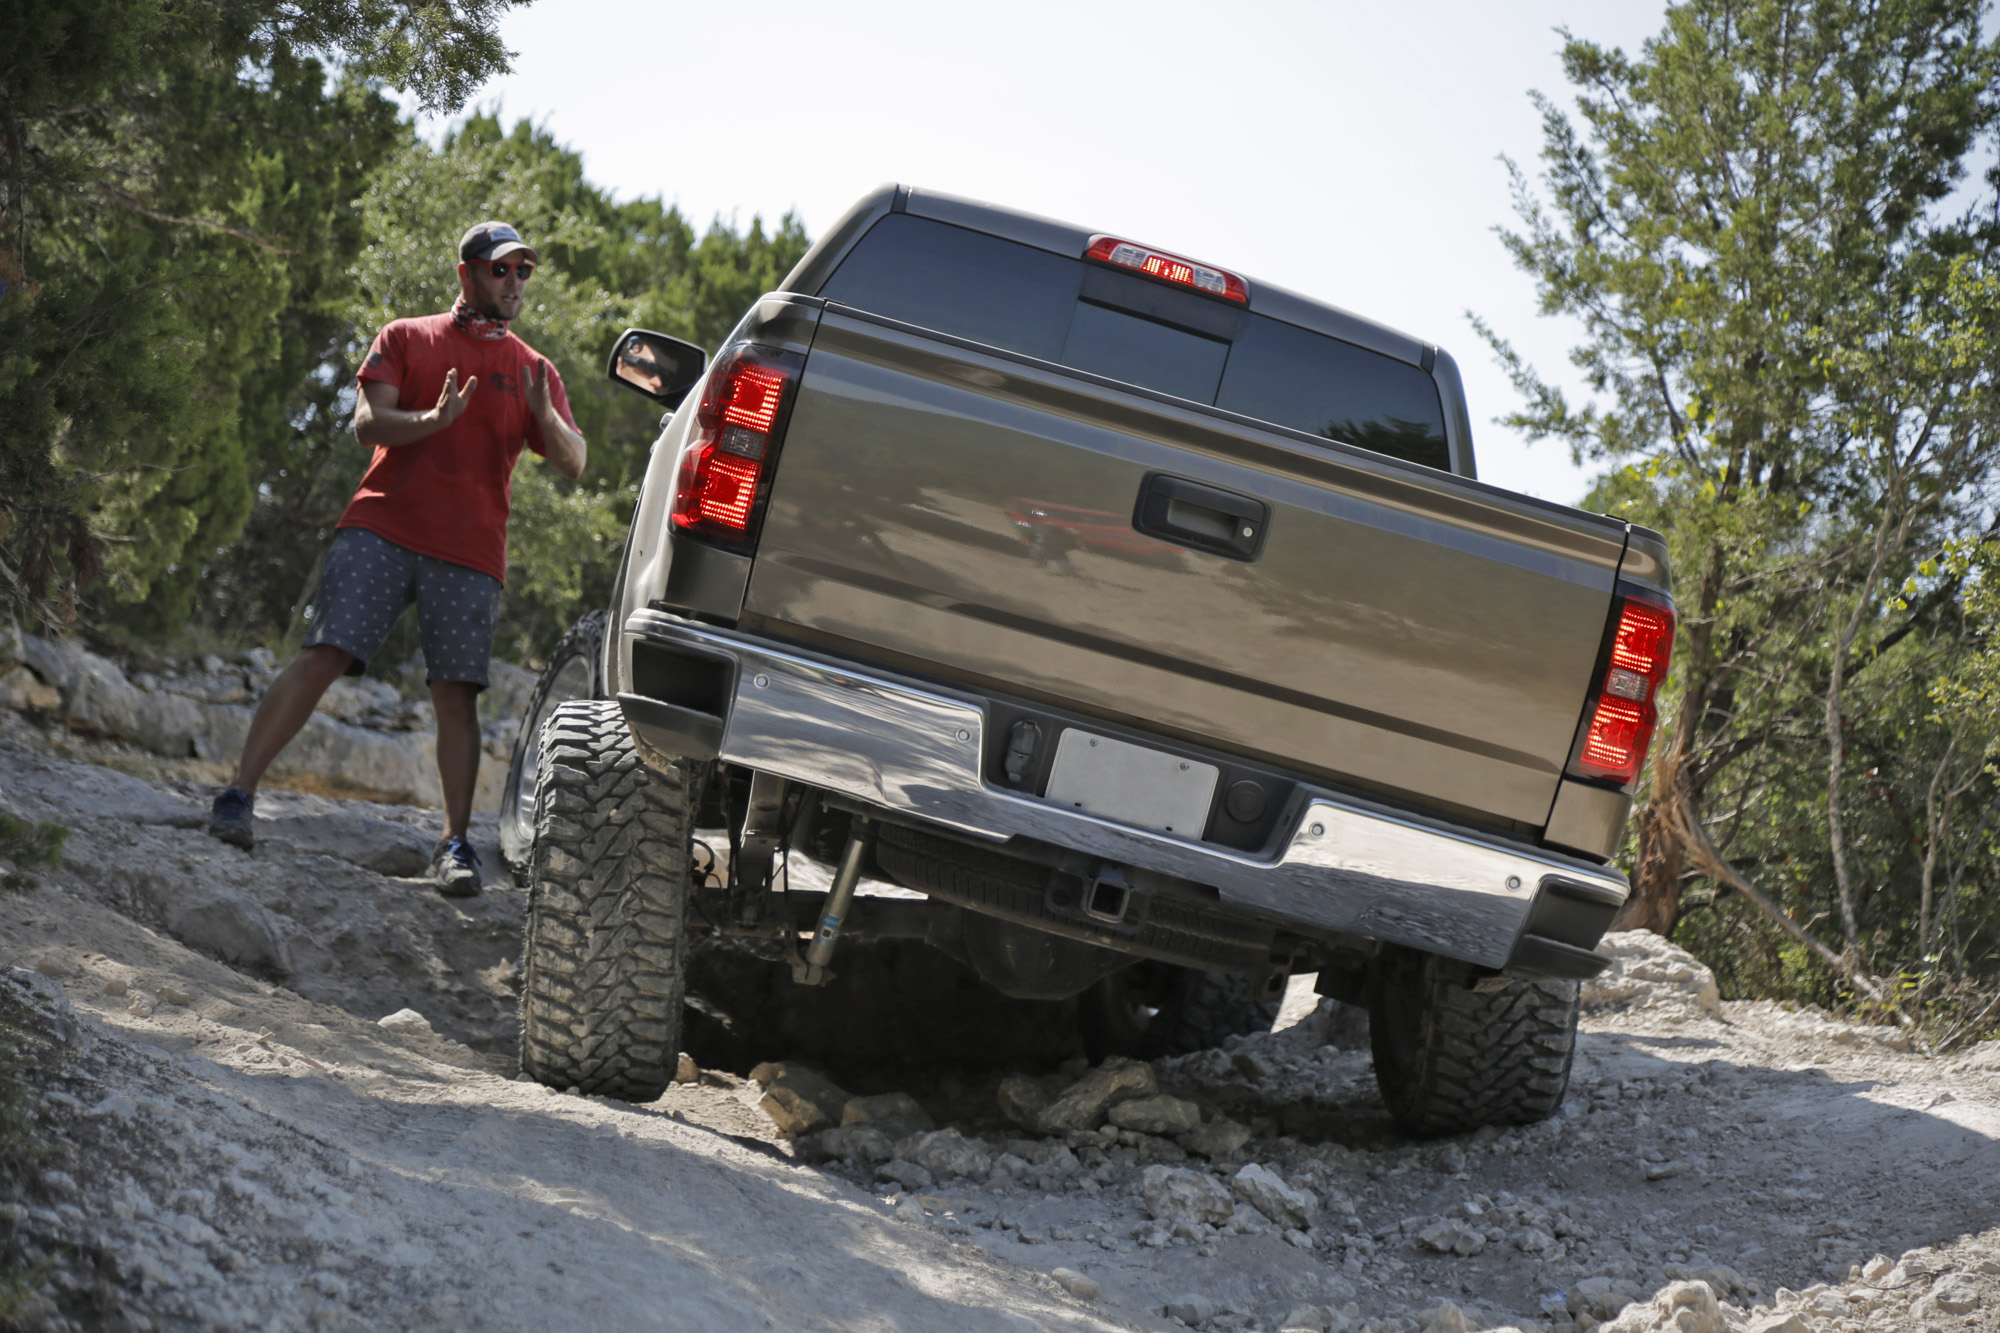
[526,360,587,480]
[353,371,477,448]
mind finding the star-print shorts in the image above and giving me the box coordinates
[304,528,502,687]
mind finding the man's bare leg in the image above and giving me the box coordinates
[430,680,482,841]
[231,644,355,794]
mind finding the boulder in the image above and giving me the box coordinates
[1140,1165,1235,1226]
[1233,1162,1317,1230]
[0,665,60,712]
[755,1065,853,1136]
[1180,1117,1252,1159]
[378,1009,433,1035]
[797,1124,895,1166]
[168,893,290,978]
[1050,1268,1100,1301]
[874,1158,934,1192]
[996,1074,1054,1130]
[1584,930,1723,1017]
[1107,1093,1201,1136]
[261,812,434,877]
[1598,1281,1729,1333]
[1033,1056,1156,1134]
[841,1091,933,1141]
[894,1129,992,1180]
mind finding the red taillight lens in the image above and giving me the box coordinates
[1574,591,1676,786]
[669,342,803,548]
[1084,236,1249,303]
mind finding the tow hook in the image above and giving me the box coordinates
[790,818,872,987]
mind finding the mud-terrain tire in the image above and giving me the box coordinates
[500,612,606,885]
[1367,944,1579,1137]
[1079,963,1279,1059]
[518,698,701,1101]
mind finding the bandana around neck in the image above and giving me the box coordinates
[451,295,510,341]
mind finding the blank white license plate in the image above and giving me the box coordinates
[1044,730,1218,836]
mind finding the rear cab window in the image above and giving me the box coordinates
[816,213,1451,472]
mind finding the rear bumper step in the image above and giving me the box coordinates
[620,609,1628,971]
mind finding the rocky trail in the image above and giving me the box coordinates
[2,698,1999,1332]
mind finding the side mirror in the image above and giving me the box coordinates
[606,328,707,408]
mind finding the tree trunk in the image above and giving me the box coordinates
[1611,801,1683,934]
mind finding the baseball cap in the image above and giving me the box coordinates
[459,221,540,265]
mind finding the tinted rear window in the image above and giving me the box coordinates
[817,214,1451,471]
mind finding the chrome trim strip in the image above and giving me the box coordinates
[625,610,1628,968]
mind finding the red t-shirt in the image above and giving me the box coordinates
[341,313,576,582]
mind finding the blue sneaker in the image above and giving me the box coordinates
[207,786,255,849]
[430,836,482,897]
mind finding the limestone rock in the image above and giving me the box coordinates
[1584,930,1723,1017]
[167,893,290,978]
[1418,1302,1470,1333]
[1598,1281,1728,1333]
[798,1124,895,1166]
[996,1074,1052,1130]
[841,1091,933,1141]
[875,1158,934,1192]
[1747,1316,1808,1333]
[1107,1093,1201,1136]
[1233,1162,1317,1230]
[378,1009,432,1035]
[0,665,60,712]
[1034,1056,1156,1133]
[1140,1165,1235,1226]
[1180,1116,1252,1159]
[261,812,432,877]
[895,1129,992,1180]
[1165,1295,1220,1325]
[758,1066,853,1136]
[1050,1268,1100,1301]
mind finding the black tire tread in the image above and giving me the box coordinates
[1368,946,1578,1137]
[518,698,696,1101]
[499,611,606,885]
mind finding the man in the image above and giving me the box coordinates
[206,221,587,896]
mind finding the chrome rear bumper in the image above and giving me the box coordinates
[620,609,1626,972]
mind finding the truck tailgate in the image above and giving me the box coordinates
[744,310,1627,830]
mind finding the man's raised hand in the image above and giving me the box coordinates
[525,358,554,420]
[432,368,478,427]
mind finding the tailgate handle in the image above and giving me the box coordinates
[1133,473,1268,562]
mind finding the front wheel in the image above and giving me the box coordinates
[499,611,605,884]
[518,699,704,1100]
[1367,945,1579,1137]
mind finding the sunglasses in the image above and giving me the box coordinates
[484,260,535,280]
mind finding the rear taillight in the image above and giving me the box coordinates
[1572,589,1676,786]
[1084,236,1249,303]
[670,342,804,550]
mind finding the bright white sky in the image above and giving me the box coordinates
[425,0,1674,504]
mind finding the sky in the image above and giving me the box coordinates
[423,0,1674,505]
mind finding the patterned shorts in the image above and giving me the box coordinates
[304,528,501,687]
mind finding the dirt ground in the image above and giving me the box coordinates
[2,715,1998,1333]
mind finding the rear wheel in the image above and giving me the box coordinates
[518,699,703,1100]
[1079,963,1280,1059]
[1367,944,1579,1136]
[500,611,605,885]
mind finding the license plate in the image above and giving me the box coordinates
[1044,730,1218,836]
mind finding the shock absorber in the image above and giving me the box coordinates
[791,818,871,987]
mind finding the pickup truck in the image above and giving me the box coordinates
[500,185,1676,1136]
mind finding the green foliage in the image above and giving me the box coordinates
[193,114,809,666]
[0,0,520,633]
[1483,0,2000,1000]
[0,814,65,894]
